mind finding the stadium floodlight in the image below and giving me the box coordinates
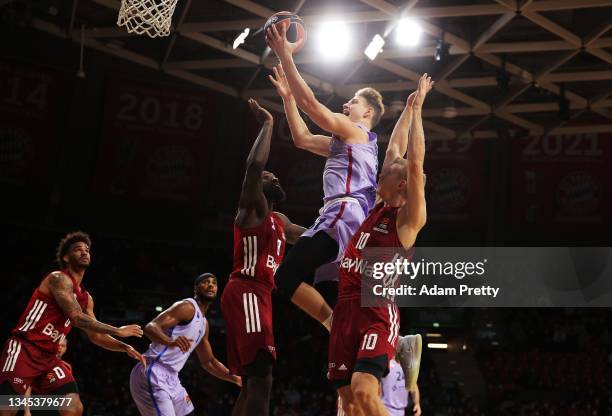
[427,343,448,349]
[317,21,351,59]
[364,34,385,60]
[396,18,421,46]
[233,27,250,49]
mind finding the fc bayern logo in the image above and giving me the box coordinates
[556,171,601,215]
[427,168,470,212]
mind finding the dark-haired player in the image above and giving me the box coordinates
[220,99,305,416]
[130,273,240,416]
[0,231,144,416]
[329,74,433,416]
[267,26,385,330]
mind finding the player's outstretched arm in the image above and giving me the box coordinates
[47,272,143,338]
[269,65,331,157]
[273,211,307,244]
[144,300,195,352]
[375,88,417,205]
[195,325,241,386]
[237,99,274,228]
[266,25,365,142]
[384,89,420,166]
[397,74,433,248]
[83,294,146,368]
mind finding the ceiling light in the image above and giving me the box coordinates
[233,27,250,50]
[365,34,385,61]
[427,343,448,349]
[396,18,421,46]
[434,39,450,62]
[317,21,351,59]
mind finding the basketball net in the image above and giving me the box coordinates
[117,0,178,38]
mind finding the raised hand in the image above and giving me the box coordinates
[268,64,292,100]
[116,324,143,338]
[410,73,434,109]
[248,98,273,124]
[169,335,192,353]
[265,21,299,59]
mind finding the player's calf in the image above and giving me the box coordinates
[58,393,83,416]
[351,372,388,416]
[337,385,364,416]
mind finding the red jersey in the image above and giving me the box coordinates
[230,212,286,290]
[12,270,89,356]
[338,202,412,300]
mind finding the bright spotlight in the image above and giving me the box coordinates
[233,27,250,50]
[317,21,350,59]
[364,34,385,60]
[396,18,421,46]
[427,342,448,349]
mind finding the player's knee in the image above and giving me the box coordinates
[74,399,84,416]
[274,263,303,300]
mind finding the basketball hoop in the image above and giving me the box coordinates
[117,0,178,38]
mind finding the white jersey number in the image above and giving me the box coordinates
[355,232,370,250]
[53,366,66,380]
[360,333,378,351]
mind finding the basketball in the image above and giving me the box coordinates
[264,11,307,53]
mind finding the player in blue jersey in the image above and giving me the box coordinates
[381,357,421,416]
[267,24,384,329]
[129,273,240,416]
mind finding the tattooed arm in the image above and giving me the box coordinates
[46,272,142,338]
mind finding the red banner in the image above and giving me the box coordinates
[424,137,487,227]
[511,133,612,230]
[0,62,63,186]
[94,78,215,207]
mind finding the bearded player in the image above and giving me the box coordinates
[329,74,433,416]
[130,273,240,416]
[0,231,144,416]
[267,24,384,330]
[221,99,305,416]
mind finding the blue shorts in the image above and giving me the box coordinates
[129,361,194,416]
[302,198,368,283]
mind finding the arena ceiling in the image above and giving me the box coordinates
[19,0,612,139]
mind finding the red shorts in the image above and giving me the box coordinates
[328,297,399,383]
[220,279,276,376]
[0,337,76,394]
